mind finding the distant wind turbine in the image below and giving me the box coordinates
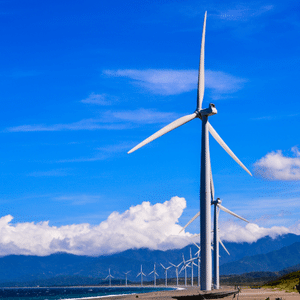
[105,268,114,287]
[160,263,172,287]
[127,11,252,291]
[149,263,159,286]
[124,271,131,287]
[137,265,146,286]
[179,254,190,287]
[169,261,183,286]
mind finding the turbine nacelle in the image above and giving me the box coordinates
[211,197,222,205]
[199,103,217,118]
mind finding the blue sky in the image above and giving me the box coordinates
[0,0,300,256]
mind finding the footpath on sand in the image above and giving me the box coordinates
[86,286,300,300]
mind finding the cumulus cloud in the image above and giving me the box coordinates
[0,197,193,256]
[219,221,290,243]
[103,69,246,98]
[254,147,300,180]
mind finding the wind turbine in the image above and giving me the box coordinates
[194,243,201,287]
[105,268,114,287]
[149,263,159,286]
[211,171,249,290]
[189,248,198,286]
[160,263,172,287]
[136,265,146,286]
[127,12,252,291]
[179,254,191,287]
[124,271,131,287]
[169,261,183,286]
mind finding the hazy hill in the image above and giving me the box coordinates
[263,270,300,293]
[220,242,300,274]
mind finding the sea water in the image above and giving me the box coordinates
[0,286,174,300]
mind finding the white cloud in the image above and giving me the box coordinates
[0,196,298,256]
[219,220,290,243]
[103,69,246,98]
[254,147,300,180]
[0,197,193,256]
[81,93,112,105]
[6,109,178,132]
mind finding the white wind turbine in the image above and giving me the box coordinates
[179,254,191,287]
[149,263,159,286]
[105,268,114,287]
[189,248,197,286]
[182,170,249,289]
[192,242,201,287]
[124,271,131,287]
[160,263,172,287]
[169,261,183,286]
[136,265,146,286]
[210,169,249,289]
[128,11,252,290]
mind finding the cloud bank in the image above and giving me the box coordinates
[219,221,290,243]
[254,147,300,180]
[103,69,246,98]
[0,197,192,256]
[0,197,297,256]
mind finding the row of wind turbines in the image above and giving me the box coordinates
[104,194,248,289]
[127,11,252,291]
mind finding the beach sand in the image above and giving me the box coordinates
[91,286,300,300]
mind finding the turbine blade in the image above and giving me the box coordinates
[192,241,200,250]
[160,263,165,269]
[207,122,252,176]
[219,238,230,256]
[128,113,198,154]
[149,271,154,275]
[218,204,249,223]
[179,211,200,233]
[197,11,207,111]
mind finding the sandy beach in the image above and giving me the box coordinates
[90,286,300,300]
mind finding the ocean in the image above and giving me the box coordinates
[0,286,174,300]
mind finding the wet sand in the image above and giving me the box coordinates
[91,286,300,300]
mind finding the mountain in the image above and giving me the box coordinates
[0,233,300,285]
[220,233,300,264]
[220,242,300,274]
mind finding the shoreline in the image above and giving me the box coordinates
[81,286,300,300]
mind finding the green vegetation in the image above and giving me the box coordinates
[263,270,300,293]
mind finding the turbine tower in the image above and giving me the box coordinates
[160,263,171,287]
[136,265,146,286]
[105,268,114,287]
[149,263,159,286]
[128,12,252,291]
[124,271,131,287]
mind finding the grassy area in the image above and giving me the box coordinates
[262,270,300,293]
